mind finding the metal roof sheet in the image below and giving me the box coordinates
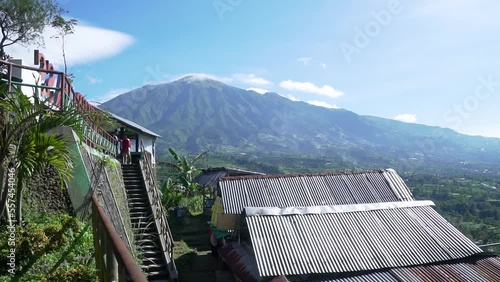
[244,204,483,277]
[193,167,265,187]
[221,169,414,214]
[95,107,162,138]
[299,256,500,282]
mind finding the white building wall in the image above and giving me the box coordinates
[140,135,156,164]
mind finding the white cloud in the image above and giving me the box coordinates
[246,87,269,94]
[232,73,272,86]
[307,100,339,109]
[6,22,134,68]
[319,62,327,69]
[87,75,103,84]
[97,88,134,103]
[411,1,500,26]
[279,80,344,98]
[394,114,417,123]
[279,94,298,101]
[296,57,312,65]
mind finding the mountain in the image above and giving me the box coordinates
[101,76,500,172]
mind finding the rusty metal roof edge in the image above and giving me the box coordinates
[244,200,435,217]
[220,168,396,181]
[205,167,266,175]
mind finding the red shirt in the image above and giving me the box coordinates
[121,138,131,151]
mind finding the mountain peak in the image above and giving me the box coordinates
[177,75,220,83]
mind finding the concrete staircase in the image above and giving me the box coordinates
[122,164,169,281]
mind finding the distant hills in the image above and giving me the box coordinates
[101,76,500,173]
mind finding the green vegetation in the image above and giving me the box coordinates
[0,213,98,281]
[0,0,67,60]
[0,85,86,224]
[160,148,207,212]
[409,174,500,253]
[50,15,78,78]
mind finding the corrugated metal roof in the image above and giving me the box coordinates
[296,256,500,282]
[193,167,265,187]
[194,170,229,188]
[96,107,161,138]
[244,204,483,277]
[221,169,414,214]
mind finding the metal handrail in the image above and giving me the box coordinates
[92,195,148,282]
[139,140,177,279]
[0,59,116,153]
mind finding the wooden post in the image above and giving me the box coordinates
[106,236,119,281]
[60,74,66,110]
[7,63,12,92]
[92,204,105,281]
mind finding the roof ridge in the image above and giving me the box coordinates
[244,200,434,217]
[220,168,392,181]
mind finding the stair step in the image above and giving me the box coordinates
[142,256,163,264]
[128,198,148,202]
[125,185,146,189]
[138,240,160,246]
[126,191,147,195]
[127,189,146,193]
[130,216,153,222]
[132,224,156,229]
[141,264,165,271]
[136,230,160,235]
[131,220,155,225]
[144,271,168,277]
[130,204,149,208]
[130,212,150,216]
[127,195,147,198]
[142,250,163,255]
[130,207,149,211]
[136,238,158,244]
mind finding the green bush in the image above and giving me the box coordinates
[178,195,203,215]
[0,214,97,281]
[44,264,98,282]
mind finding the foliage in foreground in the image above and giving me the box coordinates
[160,148,207,211]
[0,213,97,281]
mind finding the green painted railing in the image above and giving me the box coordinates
[1,59,116,154]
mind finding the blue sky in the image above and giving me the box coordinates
[8,0,500,138]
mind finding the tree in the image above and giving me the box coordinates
[51,16,77,78]
[165,147,207,197]
[167,148,207,197]
[0,0,64,59]
[0,84,86,223]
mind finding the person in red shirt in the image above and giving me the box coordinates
[121,135,131,164]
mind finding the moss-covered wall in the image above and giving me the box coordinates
[46,127,136,255]
[24,165,73,217]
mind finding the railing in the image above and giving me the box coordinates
[92,195,148,282]
[139,140,178,280]
[0,59,116,154]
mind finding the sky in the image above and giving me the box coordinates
[7,0,500,138]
